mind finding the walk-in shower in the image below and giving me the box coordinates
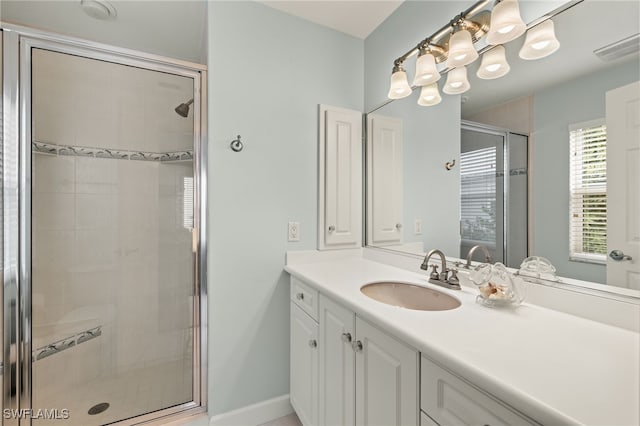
[1,24,207,425]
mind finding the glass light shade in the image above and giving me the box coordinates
[413,52,441,86]
[443,67,470,95]
[417,83,442,106]
[519,19,560,60]
[477,45,511,79]
[485,0,526,45]
[446,29,479,68]
[387,69,412,99]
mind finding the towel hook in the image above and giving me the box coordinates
[230,135,243,152]
[445,159,456,170]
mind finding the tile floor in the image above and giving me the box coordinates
[258,413,302,426]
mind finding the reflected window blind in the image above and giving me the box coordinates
[183,177,194,229]
[569,120,607,262]
[460,146,496,243]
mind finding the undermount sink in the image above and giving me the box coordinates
[360,282,461,311]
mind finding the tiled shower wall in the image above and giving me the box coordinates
[31,48,195,418]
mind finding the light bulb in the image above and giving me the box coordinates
[446,28,478,68]
[477,45,510,80]
[519,19,560,60]
[418,83,442,106]
[387,67,412,99]
[413,51,441,86]
[443,67,470,95]
[486,0,526,45]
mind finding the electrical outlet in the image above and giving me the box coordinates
[288,222,300,242]
[414,219,422,235]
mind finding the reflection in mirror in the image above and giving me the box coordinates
[365,0,640,294]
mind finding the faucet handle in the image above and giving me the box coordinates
[448,268,460,286]
[429,264,439,280]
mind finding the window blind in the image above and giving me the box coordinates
[569,120,607,262]
[460,146,496,243]
[183,176,194,229]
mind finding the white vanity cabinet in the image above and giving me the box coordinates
[290,275,538,426]
[300,290,419,426]
[290,278,320,426]
[420,356,538,426]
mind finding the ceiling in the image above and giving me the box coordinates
[259,0,403,39]
[0,1,207,63]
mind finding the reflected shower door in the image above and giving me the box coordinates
[30,48,196,425]
[460,125,529,268]
[460,127,505,264]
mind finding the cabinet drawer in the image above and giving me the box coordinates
[291,277,319,321]
[421,356,538,426]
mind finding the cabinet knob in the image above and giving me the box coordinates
[341,332,352,343]
[308,339,317,348]
[296,293,304,301]
[352,340,363,352]
[395,223,402,229]
[328,225,336,233]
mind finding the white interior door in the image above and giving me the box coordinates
[606,81,640,289]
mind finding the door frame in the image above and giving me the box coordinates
[1,22,208,425]
[461,120,530,267]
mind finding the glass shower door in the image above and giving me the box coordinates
[460,127,505,264]
[29,47,197,425]
[460,124,529,268]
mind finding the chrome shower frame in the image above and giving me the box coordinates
[1,22,208,425]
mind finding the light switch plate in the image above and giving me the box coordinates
[414,219,422,235]
[288,222,300,242]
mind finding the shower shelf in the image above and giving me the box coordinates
[32,325,102,362]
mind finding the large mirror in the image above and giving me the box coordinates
[365,0,640,294]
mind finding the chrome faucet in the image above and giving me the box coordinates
[465,245,493,269]
[420,249,461,290]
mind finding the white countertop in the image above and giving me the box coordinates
[285,256,640,426]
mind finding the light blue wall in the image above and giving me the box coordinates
[533,59,639,283]
[365,2,463,255]
[207,1,363,415]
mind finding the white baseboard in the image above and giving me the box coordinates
[209,394,293,426]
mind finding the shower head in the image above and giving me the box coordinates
[175,98,194,118]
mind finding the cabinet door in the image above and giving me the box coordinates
[355,316,418,426]
[366,114,403,246]
[319,295,356,426]
[318,105,362,249]
[291,302,319,426]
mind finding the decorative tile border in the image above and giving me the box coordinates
[33,326,102,362]
[33,141,193,162]
[494,168,528,178]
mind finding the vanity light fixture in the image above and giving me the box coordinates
[412,45,442,86]
[519,19,560,60]
[386,0,564,103]
[443,67,471,95]
[387,63,413,99]
[477,45,511,79]
[417,83,442,106]
[485,0,526,45]
[446,21,480,68]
